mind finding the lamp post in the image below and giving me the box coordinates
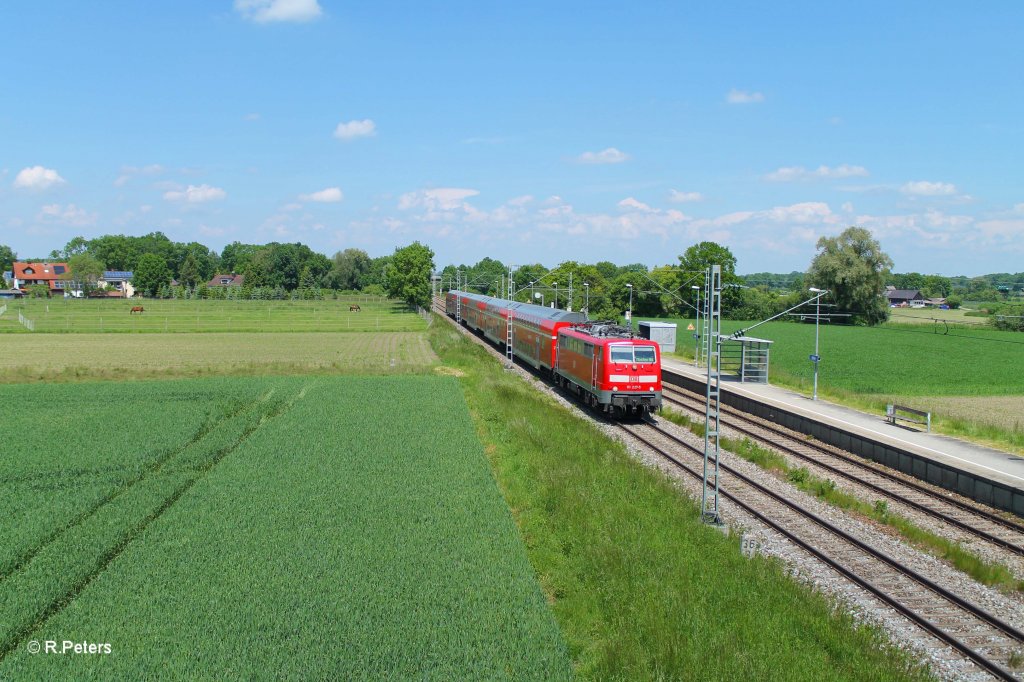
[691,284,701,367]
[553,282,558,308]
[534,291,544,307]
[583,282,589,317]
[809,287,829,401]
[626,283,633,328]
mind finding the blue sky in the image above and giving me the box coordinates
[2,1,1022,275]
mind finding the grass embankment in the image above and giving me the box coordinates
[660,408,1023,593]
[664,316,1024,452]
[0,331,437,383]
[430,319,932,680]
[0,376,570,679]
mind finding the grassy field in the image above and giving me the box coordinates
[659,316,1024,397]
[655,315,1024,449]
[0,332,437,382]
[429,320,931,680]
[0,297,427,333]
[0,376,571,679]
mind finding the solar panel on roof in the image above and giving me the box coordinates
[53,265,66,274]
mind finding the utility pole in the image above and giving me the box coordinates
[809,287,828,400]
[506,265,516,366]
[702,265,723,526]
[691,285,701,367]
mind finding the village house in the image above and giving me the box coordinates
[207,273,245,288]
[10,261,71,296]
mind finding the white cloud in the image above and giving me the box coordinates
[577,147,629,164]
[234,0,322,23]
[618,197,654,212]
[398,187,480,211]
[841,202,854,213]
[299,187,343,203]
[506,195,533,206]
[765,164,869,182]
[726,89,764,104]
[901,180,957,196]
[334,119,376,140]
[668,189,703,203]
[244,113,261,121]
[163,184,227,203]
[38,203,97,227]
[14,166,65,190]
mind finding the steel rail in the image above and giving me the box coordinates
[620,421,1022,681]
[660,382,1024,554]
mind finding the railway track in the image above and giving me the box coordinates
[659,381,1024,558]
[619,419,1024,680]
[432,298,1024,676]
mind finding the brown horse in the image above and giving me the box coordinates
[349,304,361,312]
[130,306,144,315]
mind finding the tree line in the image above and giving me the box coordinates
[0,234,436,309]
[443,228,895,325]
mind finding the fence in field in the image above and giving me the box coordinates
[0,303,6,317]
[18,311,35,331]
[5,299,431,334]
[417,306,433,326]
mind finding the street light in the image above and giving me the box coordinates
[553,282,558,308]
[626,283,633,328]
[809,287,829,401]
[583,283,589,317]
[534,291,544,307]
[691,285,701,367]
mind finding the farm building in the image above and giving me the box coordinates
[884,288,925,307]
[10,261,70,296]
[99,271,136,298]
[208,273,245,288]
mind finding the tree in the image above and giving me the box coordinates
[132,253,172,297]
[50,236,90,261]
[806,226,893,326]
[677,241,742,313]
[67,253,106,296]
[178,252,202,288]
[0,244,16,275]
[328,248,371,290]
[386,242,434,308]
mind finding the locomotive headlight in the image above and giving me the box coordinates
[612,386,618,391]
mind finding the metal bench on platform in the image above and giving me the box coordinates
[886,404,931,432]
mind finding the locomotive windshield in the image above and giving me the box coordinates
[610,346,633,363]
[609,345,657,364]
[634,346,656,364]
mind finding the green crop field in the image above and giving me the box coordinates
[0,297,427,334]
[0,376,571,679]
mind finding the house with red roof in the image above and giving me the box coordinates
[11,262,71,296]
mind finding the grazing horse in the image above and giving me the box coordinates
[130,306,144,315]
[349,304,361,312]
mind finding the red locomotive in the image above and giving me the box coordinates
[446,290,662,416]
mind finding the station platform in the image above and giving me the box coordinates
[660,356,1024,513]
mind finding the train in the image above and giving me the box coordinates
[445,290,662,416]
